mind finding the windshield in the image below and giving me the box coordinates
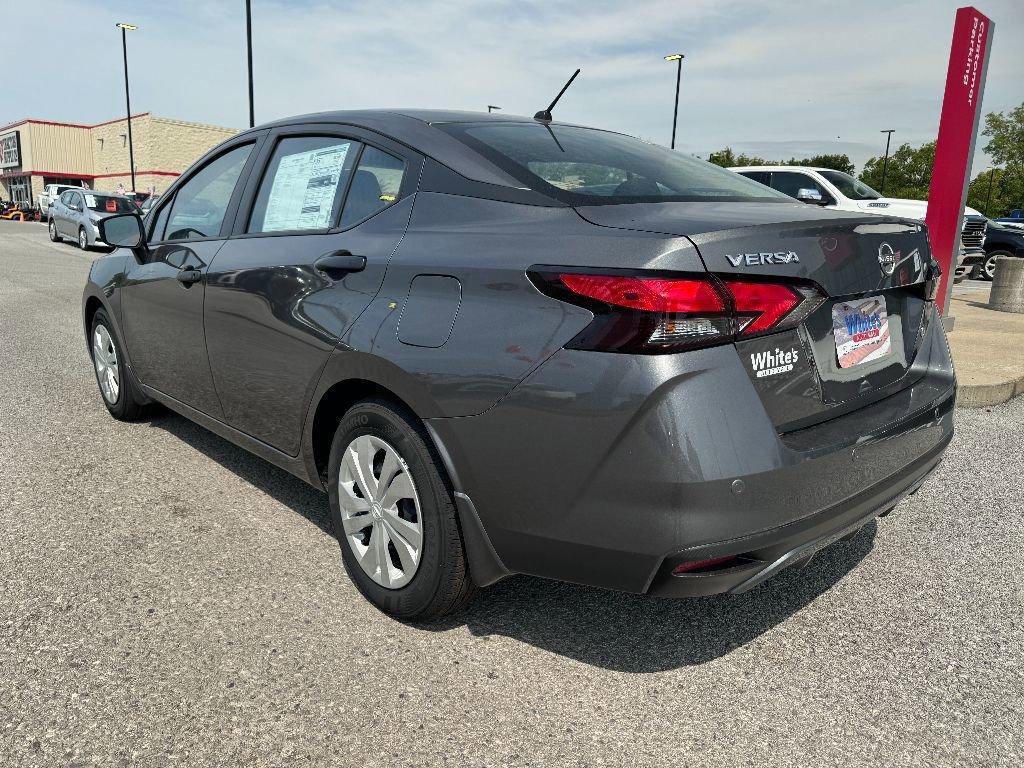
[438,122,792,205]
[818,170,882,201]
[83,194,138,214]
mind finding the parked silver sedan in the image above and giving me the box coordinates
[47,189,139,250]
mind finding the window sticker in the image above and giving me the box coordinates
[84,195,97,208]
[262,143,349,232]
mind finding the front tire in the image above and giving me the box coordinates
[327,399,477,621]
[983,250,1012,281]
[89,309,149,421]
[78,226,89,250]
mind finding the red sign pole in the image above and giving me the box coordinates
[927,6,994,318]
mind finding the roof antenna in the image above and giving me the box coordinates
[534,69,581,122]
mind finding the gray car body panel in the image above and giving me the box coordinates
[82,110,956,596]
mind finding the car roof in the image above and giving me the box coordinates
[234,109,604,189]
[729,166,835,173]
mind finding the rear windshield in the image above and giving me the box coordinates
[437,122,792,205]
[83,194,138,213]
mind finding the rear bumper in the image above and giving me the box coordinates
[647,429,948,596]
[429,306,956,596]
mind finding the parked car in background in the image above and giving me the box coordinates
[83,110,955,620]
[48,189,139,250]
[994,209,1024,230]
[138,193,162,216]
[38,183,85,218]
[960,219,1024,280]
[730,165,986,275]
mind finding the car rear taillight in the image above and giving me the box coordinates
[529,268,826,354]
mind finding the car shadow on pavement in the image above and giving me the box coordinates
[147,412,334,536]
[439,523,877,673]
[145,410,876,672]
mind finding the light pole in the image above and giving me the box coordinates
[664,53,684,150]
[984,168,997,216]
[879,129,895,194]
[246,0,255,128]
[115,23,137,192]
[487,105,501,113]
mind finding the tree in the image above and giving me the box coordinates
[982,103,1024,170]
[707,147,737,167]
[973,103,1024,217]
[790,154,855,175]
[707,149,854,174]
[967,167,1024,218]
[859,141,936,200]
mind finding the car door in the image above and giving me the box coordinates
[56,191,77,236]
[119,137,264,417]
[204,125,420,454]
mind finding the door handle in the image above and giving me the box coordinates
[315,250,366,279]
[176,268,202,285]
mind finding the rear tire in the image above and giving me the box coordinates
[327,399,477,621]
[89,308,149,421]
[48,219,60,242]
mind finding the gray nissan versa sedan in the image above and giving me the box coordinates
[83,110,955,620]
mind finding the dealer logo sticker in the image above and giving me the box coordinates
[878,242,900,276]
[750,347,799,378]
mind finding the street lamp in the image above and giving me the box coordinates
[115,22,137,192]
[879,129,895,195]
[664,53,684,150]
[487,105,501,113]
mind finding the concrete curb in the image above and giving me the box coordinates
[957,375,1024,408]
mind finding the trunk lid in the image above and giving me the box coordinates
[576,201,935,431]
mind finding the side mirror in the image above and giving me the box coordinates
[100,213,145,248]
[796,187,826,205]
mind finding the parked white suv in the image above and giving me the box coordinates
[728,166,982,220]
[38,184,85,217]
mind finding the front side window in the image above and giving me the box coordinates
[818,170,882,201]
[437,122,790,205]
[249,136,357,233]
[165,143,253,241]
[339,146,406,228]
[770,171,830,201]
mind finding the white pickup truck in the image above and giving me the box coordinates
[38,184,85,219]
[729,165,986,272]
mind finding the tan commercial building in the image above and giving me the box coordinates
[0,113,238,205]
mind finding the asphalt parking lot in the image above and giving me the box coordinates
[2,219,1022,767]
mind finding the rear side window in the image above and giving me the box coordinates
[165,143,253,241]
[339,146,406,228]
[248,136,358,233]
[739,171,771,186]
[438,122,790,205]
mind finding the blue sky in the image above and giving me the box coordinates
[6,0,1022,174]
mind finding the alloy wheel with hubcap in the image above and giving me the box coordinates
[983,252,1013,281]
[79,228,88,250]
[92,325,120,404]
[338,434,423,589]
[48,220,59,242]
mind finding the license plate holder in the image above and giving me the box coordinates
[832,296,891,368]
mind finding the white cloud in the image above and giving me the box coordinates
[3,0,1022,175]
